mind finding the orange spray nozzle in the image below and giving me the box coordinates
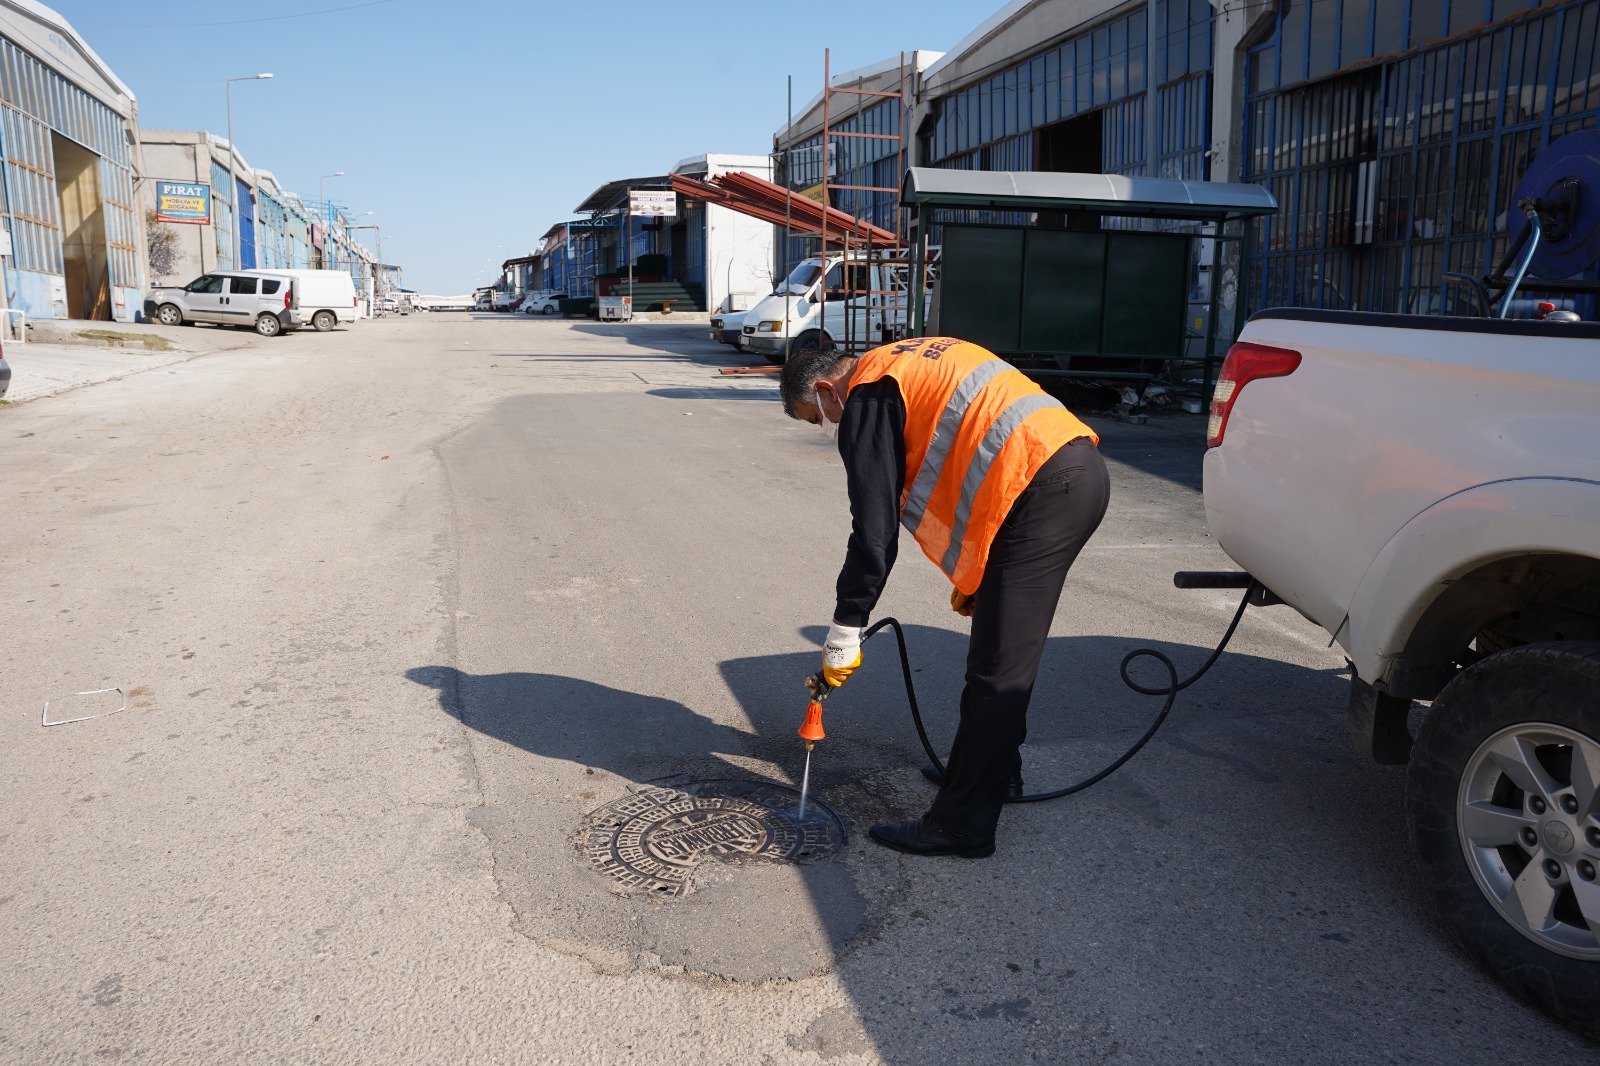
[799,699,826,744]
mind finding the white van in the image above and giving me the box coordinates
[144,270,302,336]
[739,249,936,362]
[246,269,357,331]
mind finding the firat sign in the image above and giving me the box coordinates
[155,181,211,224]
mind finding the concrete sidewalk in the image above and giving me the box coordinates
[3,319,264,404]
[3,340,197,403]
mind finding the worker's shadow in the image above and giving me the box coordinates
[407,620,1350,826]
[404,665,763,785]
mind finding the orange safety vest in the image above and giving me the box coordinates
[847,337,1098,595]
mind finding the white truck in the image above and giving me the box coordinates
[1201,306,1600,1035]
[739,251,934,362]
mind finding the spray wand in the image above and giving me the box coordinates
[795,673,830,819]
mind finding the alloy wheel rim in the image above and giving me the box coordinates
[1457,722,1600,960]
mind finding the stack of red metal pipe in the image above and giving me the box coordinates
[670,170,900,247]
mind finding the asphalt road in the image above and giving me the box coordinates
[2,314,1592,1063]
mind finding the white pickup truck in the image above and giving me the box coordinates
[1202,307,1600,1033]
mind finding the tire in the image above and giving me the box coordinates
[541,304,558,316]
[254,313,283,338]
[771,330,830,365]
[1407,640,1600,1038]
[156,303,183,327]
[312,310,336,332]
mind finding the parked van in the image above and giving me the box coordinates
[246,269,357,331]
[739,250,936,362]
[144,270,301,337]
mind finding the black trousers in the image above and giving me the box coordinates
[927,437,1111,839]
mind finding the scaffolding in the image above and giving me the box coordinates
[784,49,911,357]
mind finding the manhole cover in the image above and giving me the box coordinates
[579,779,845,897]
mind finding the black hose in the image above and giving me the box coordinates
[862,582,1258,803]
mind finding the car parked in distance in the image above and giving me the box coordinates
[145,271,301,337]
[525,292,567,316]
[709,310,746,346]
[519,290,555,314]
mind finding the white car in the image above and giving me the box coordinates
[524,293,567,316]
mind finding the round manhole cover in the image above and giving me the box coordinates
[579,779,845,897]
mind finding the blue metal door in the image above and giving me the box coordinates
[236,176,256,269]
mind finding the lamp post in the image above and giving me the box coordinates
[319,171,344,268]
[225,73,272,270]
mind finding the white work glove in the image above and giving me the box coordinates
[822,622,864,688]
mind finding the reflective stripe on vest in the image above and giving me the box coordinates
[901,357,1010,534]
[938,391,1063,574]
[847,337,1097,594]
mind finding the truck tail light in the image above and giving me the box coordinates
[284,288,292,311]
[1207,341,1302,447]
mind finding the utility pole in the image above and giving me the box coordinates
[319,171,344,269]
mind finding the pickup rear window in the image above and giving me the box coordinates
[260,279,280,295]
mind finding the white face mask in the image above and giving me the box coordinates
[813,386,839,442]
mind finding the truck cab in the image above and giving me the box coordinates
[739,251,934,362]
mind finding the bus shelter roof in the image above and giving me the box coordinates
[900,168,1277,221]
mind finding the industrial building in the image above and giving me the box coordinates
[0,0,143,322]
[140,128,380,308]
[532,154,776,313]
[770,0,1598,322]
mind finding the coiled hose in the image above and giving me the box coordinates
[861,582,1258,803]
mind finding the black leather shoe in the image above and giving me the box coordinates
[921,764,1025,801]
[868,816,995,858]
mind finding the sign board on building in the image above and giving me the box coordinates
[628,190,676,218]
[155,181,211,224]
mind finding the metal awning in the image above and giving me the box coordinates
[901,168,1277,220]
[575,176,671,214]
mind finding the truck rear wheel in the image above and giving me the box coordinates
[312,310,336,332]
[1407,640,1600,1037]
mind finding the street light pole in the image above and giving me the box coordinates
[319,171,344,268]
[225,73,272,270]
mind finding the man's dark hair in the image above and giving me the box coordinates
[779,346,855,418]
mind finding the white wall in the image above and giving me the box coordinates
[139,137,212,285]
[692,154,777,314]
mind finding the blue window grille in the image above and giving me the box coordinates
[1243,0,1598,315]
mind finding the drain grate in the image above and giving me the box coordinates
[579,779,845,897]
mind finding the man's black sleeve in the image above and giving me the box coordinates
[833,377,906,627]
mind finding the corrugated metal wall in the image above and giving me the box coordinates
[0,34,141,299]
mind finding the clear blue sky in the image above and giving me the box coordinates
[56,0,993,294]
